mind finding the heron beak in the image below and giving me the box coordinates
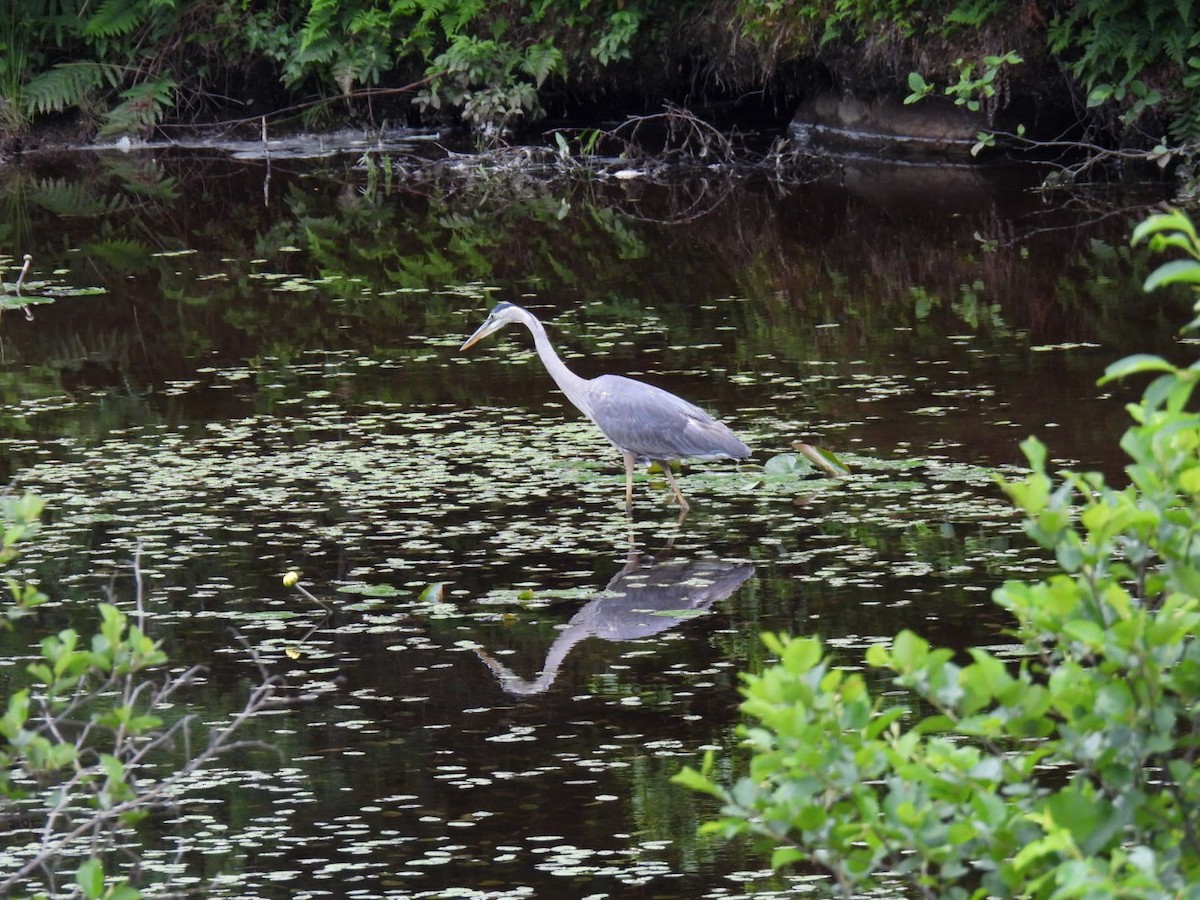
[460,317,502,352]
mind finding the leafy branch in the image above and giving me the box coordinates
[675,208,1200,898]
[0,526,281,896]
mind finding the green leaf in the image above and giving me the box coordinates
[889,630,927,670]
[1020,435,1047,471]
[1045,787,1126,855]
[794,443,850,476]
[762,453,811,478]
[84,0,148,37]
[864,705,907,738]
[1062,618,1103,648]
[100,753,128,783]
[0,689,30,738]
[336,582,401,597]
[76,858,104,899]
[781,636,823,673]
[522,42,563,87]
[864,642,891,668]
[1131,210,1198,247]
[98,76,178,139]
[21,63,118,116]
[770,845,806,868]
[1085,84,1113,107]
[1098,354,1176,384]
[418,582,446,602]
[672,760,725,799]
[1144,259,1200,292]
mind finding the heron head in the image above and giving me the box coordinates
[460,301,523,351]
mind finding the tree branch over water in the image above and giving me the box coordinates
[0,537,283,896]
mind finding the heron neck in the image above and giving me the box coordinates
[528,317,593,418]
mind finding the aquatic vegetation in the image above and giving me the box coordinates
[676,209,1200,898]
[0,251,105,313]
[0,311,1037,893]
[0,151,1185,896]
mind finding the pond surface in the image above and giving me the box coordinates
[0,140,1189,897]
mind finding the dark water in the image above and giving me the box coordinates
[0,141,1188,897]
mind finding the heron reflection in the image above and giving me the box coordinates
[476,549,755,696]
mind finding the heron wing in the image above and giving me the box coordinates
[585,374,750,462]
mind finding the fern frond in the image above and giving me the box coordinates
[80,239,152,270]
[21,62,119,115]
[97,76,175,138]
[83,0,146,39]
[300,0,342,51]
[522,43,564,88]
[439,0,484,36]
[30,178,129,217]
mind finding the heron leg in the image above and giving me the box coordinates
[622,451,636,515]
[658,462,691,515]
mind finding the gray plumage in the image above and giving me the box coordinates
[476,554,756,695]
[460,302,751,513]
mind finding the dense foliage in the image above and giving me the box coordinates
[675,210,1200,897]
[1,0,1198,160]
[0,493,276,897]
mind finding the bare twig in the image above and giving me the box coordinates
[152,77,440,139]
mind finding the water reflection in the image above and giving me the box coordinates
[476,543,755,696]
[0,148,1190,899]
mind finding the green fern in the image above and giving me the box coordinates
[1048,0,1199,88]
[83,0,148,38]
[438,0,485,36]
[82,239,155,270]
[299,0,344,52]
[21,62,120,116]
[29,178,131,217]
[522,42,564,88]
[97,76,175,138]
[1168,55,1200,144]
[946,0,1006,29]
[1046,0,1200,144]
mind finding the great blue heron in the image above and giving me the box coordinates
[460,302,751,513]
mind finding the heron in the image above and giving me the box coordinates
[476,553,756,695]
[460,302,751,514]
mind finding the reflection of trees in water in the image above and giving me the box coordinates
[476,549,755,696]
[712,163,1173,346]
[0,149,1180,404]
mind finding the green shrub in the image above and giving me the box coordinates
[675,209,1200,898]
[415,35,564,135]
[5,0,182,138]
[1047,0,1200,143]
[2,0,1198,150]
[0,496,276,896]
